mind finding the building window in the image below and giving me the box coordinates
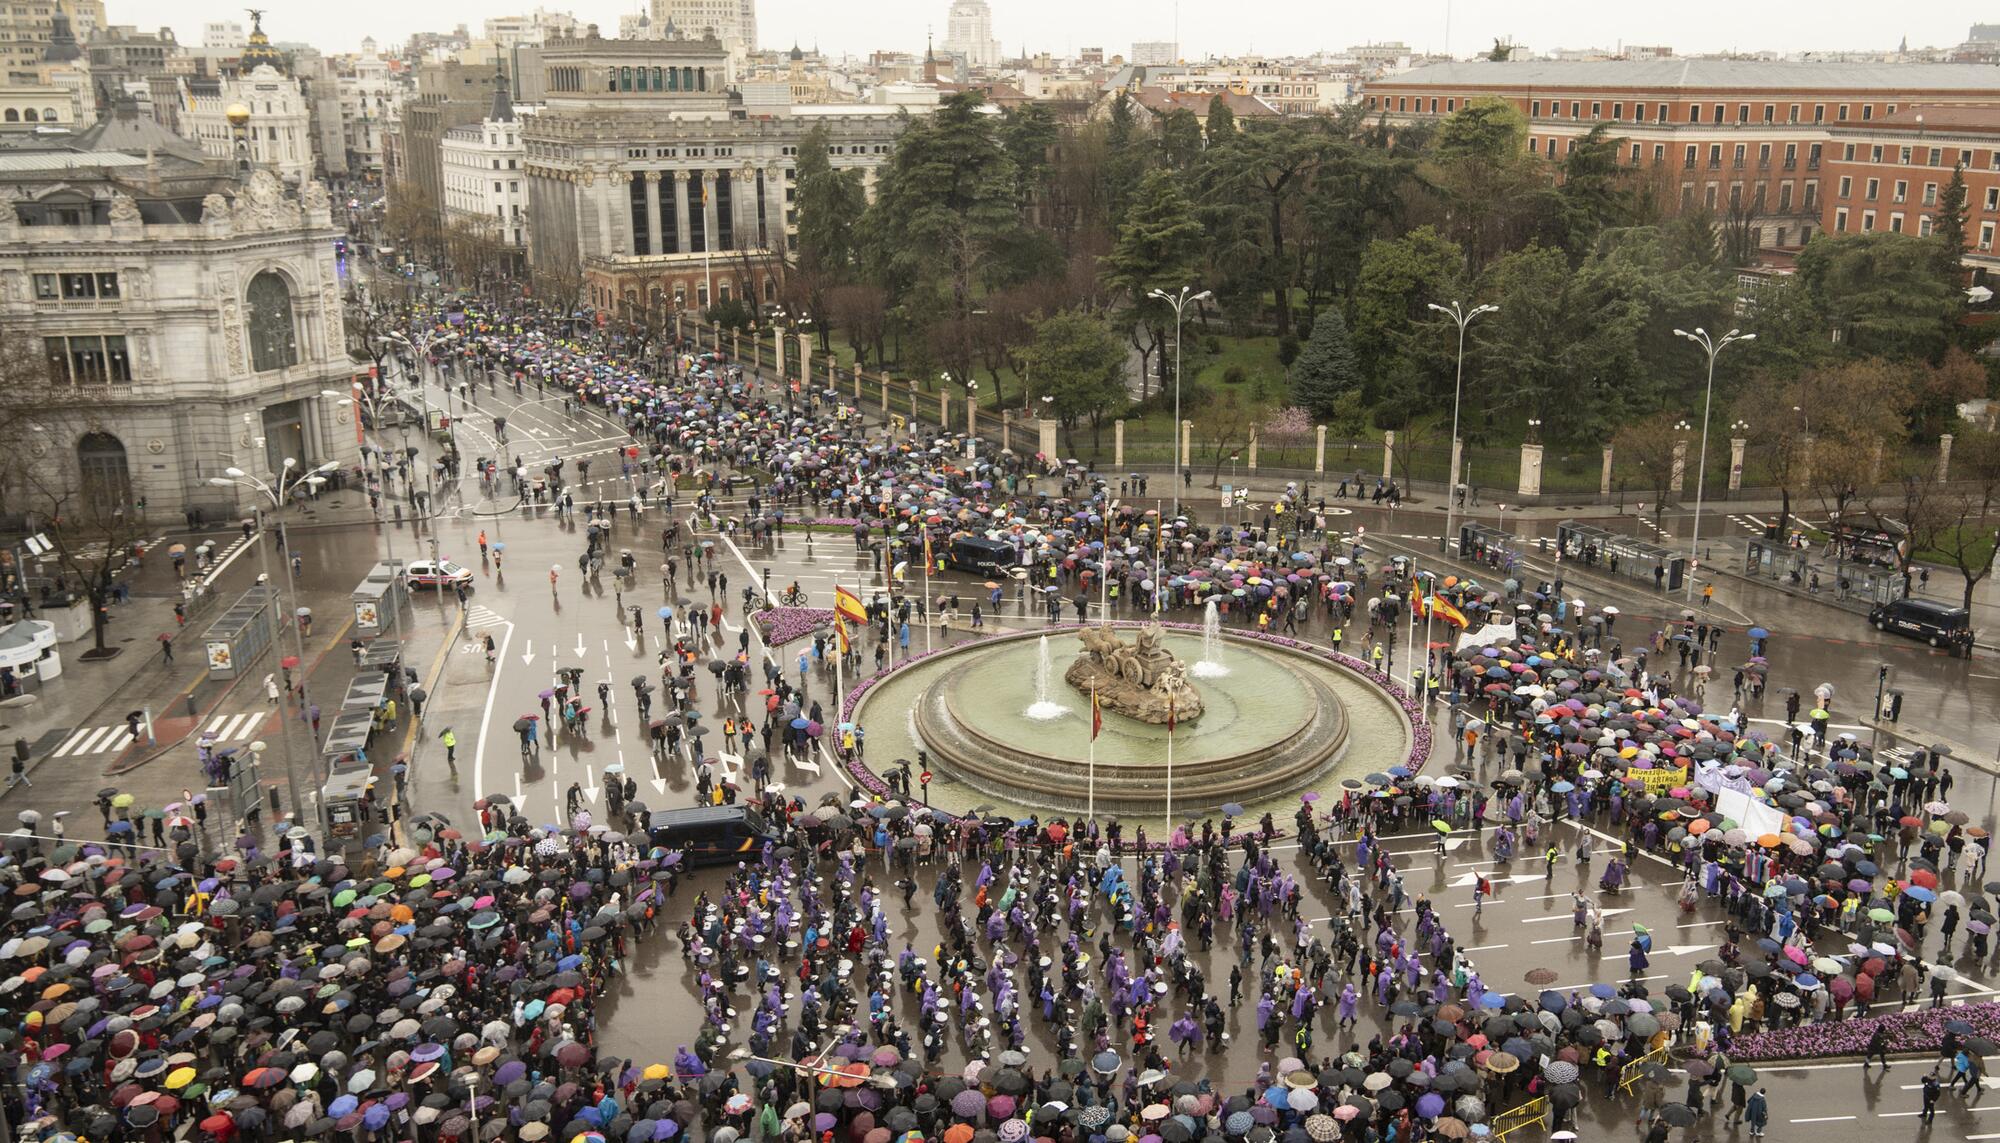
[1921,216,1934,236]
[1862,209,1875,231]
[1689,104,1701,123]
[1894,180,1907,202]
[1835,208,1849,232]
[245,271,298,373]
[1763,104,1775,123]
[1530,100,1540,117]
[31,273,55,299]
[1891,212,1904,233]
[1838,104,1849,121]
[1924,182,1937,205]
[1865,178,1878,200]
[1684,144,1697,169]
[1779,183,1793,212]
[1984,221,1996,249]
[1804,181,1818,210]
[1590,101,1600,118]
[1862,104,1873,121]
[1611,102,1622,119]
[1986,187,1998,212]
[42,335,130,385]
[1901,146,1912,164]
[50,271,117,299]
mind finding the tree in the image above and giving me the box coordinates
[1101,168,1205,398]
[997,103,1059,215]
[1288,306,1362,417]
[1926,428,2000,609]
[1611,410,1692,531]
[1204,117,1335,336]
[1791,358,1922,552]
[1553,124,1632,260]
[1158,108,1204,173]
[1189,385,1259,486]
[1203,94,1235,142]
[1350,226,1465,402]
[794,123,866,280]
[1935,163,1970,287]
[1017,310,1129,450]
[827,282,889,368]
[1796,232,1959,362]
[862,93,1018,386]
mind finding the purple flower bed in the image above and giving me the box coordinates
[807,517,862,529]
[833,622,1433,844]
[751,607,834,646]
[1731,1004,1993,1062]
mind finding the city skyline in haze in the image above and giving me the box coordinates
[125,1,2000,62]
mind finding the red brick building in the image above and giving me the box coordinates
[1820,104,2000,274]
[1363,59,2000,252]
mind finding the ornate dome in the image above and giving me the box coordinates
[238,10,288,76]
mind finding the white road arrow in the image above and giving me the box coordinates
[521,639,535,666]
[1657,944,1715,956]
[513,772,523,802]
[624,629,639,652]
[574,632,587,658]
[649,778,667,796]
[1448,872,1531,888]
[1522,908,1633,924]
[581,764,599,802]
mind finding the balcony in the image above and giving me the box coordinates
[1783,160,1797,171]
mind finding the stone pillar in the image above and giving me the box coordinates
[1114,419,1126,469]
[1382,430,1395,482]
[1600,447,1614,497]
[772,326,784,380]
[1518,442,1544,498]
[1448,436,1464,498]
[1670,439,1689,495]
[850,359,861,400]
[1941,432,1956,481]
[701,172,719,254]
[673,171,692,255]
[730,330,739,361]
[1000,411,1011,453]
[966,392,977,438]
[644,172,664,255]
[1314,425,1327,474]
[1728,437,1747,492]
[1038,417,1059,459]
[939,389,950,429]
[797,333,812,393]
[1247,427,1259,471]
[735,166,756,251]
[879,375,889,417]
[591,174,614,258]
[1180,420,1193,477]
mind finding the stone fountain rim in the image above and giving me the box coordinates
[838,622,1431,845]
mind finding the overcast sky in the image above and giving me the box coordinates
[128,1,1998,61]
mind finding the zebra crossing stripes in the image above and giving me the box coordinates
[463,605,507,629]
[51,724,136,758]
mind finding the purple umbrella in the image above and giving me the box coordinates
[1415,1093,1445,1119]
[951,1090,986,1118]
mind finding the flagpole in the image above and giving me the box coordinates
[1164,705,1174,845]
[1088,685,1098,826]
[923,536,934,653]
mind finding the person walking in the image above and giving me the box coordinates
[1745,1089,1768,1140]
[439,726,458,771]
[1865,1023,1893,1070]
[8,739,29,789]
[157,633,174,662]
[1921,1069,1943,1124]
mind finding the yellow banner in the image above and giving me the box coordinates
[1634,765,1690,794]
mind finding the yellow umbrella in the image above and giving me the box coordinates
[165,1066,196,1089]
[643,1063,671,1081]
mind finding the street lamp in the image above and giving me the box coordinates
[1673,326,1756,601]
[1526,418,1543,444]
[1427,300,1498,557]
[209,458,341,842]
[1147,285,1211,520]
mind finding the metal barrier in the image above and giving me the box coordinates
[1620,1044,1671,1093]
[1490,1096,1546,1140]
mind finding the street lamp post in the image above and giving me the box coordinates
[1672,327,1756,601]
[1426,300,1498,557]
[209,458,340,842]
[1147,286,1211,520]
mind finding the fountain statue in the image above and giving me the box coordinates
[1193,598,1229,678]
[1024,634,1068,720]
[1066,623,1205,725]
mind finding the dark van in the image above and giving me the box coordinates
[1868,598,1975,655]
[648,806,777,865]
[946,536,1014,576]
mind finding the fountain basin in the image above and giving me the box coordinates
[883,626,1388,816]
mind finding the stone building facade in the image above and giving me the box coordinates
[0,102,358,519]
[522,31,904,315]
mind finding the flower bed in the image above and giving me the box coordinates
[807,517,863,529]
[751,607,834,647]
[833,622,1432,843]
[1730,1003,1993,1062]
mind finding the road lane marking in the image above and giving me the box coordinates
[1790,1116,1858,1123]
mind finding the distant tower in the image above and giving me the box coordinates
[940,0,1001,67]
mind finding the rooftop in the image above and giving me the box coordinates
[1373,58,2000,92]
[1846,103,2000,132]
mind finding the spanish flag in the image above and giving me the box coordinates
[834,615,851,655]
[1166,695,1176,734]
[1428,595,1470,628]
[834,585,868,626]
[1091,686,1102,740]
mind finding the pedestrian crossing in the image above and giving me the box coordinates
[50,709,271,759]
[463,604,507,629]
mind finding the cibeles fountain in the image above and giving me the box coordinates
[857,620,1414,818]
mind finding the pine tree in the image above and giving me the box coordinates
[1204,93,1236,142]
[1288,306,1362,418]
[1935,163,1970,288]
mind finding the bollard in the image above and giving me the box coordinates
[269,787,281,815]
[185,694,197,719]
